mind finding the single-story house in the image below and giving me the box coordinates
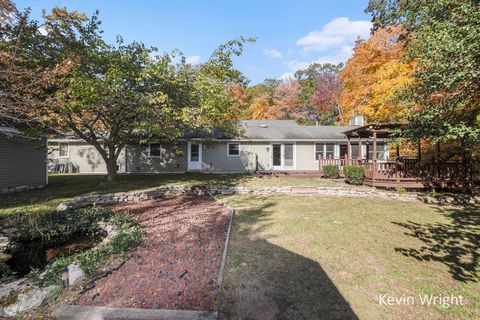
[48,119,390,174]
[0,127,48,193]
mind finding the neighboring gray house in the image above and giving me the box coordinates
[48,120,390,174]
[0,127,47,193]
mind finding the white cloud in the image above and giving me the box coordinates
[186,55,201,65]
[314,45,353,64]
[277,17,371,76]
[296,17,371,52]
[281,45,353,76]
[282,60,310,72]
[279,72,295,80]
[263,48,283,58]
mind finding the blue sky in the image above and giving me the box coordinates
[15,0,373,84]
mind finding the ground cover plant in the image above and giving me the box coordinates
[1,207,142,286]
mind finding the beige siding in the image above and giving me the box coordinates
[0,136,47,190]
[295,142,318,170]
[202,142,269,172]
[201,141,320,172]
[49,142,126,173]
[126,144,187,173]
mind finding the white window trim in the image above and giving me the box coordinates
[227,142,241,157]
[313,142,322,162]
[58,142,69,158]
[269,142,296,170]
[148,143,161,158]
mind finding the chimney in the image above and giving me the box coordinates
[349,115,365,126]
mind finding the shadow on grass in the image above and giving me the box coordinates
[393,204,480,282]
[219,198,357,320]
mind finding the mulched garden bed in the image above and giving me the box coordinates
[77,195,230,311]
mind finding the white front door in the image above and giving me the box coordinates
[187,142,202,171]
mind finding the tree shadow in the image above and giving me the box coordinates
[219,198,358,320]
[392,204,480,282]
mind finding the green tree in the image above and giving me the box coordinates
[366,0,480,152]
[1,4,253,182]
[294,63,343,107]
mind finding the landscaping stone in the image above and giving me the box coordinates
[0,236,9,248]
[68,263,85,286]
[0,285,57,317]
[55,184,480,211]
[0,252,12,262]
[0,278,29,301]
[98,222,119,245]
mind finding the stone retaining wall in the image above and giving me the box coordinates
[55,184,471,211]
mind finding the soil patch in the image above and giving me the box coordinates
[77,195,230,311]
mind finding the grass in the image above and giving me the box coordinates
[218,195,480,319]
[0,173,340,215]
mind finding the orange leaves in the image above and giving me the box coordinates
[339,26,415,123]
[247,79,304,120]
[249,95,276,120]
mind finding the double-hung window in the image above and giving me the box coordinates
[59,142,69,158]
[227,143,240,157]
[314,143,323,160]
[149,143,161,157]
[325,143,335,159]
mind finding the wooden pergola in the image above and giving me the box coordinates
[342,123,418,161]
[318,124,472,189]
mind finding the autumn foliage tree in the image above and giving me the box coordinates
[1,3,252,182]
[247,79,304,120]
[272,79,303,119]
[339,26,415,124]
[367,0,480,151]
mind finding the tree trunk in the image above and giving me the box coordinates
[106,159,119,183]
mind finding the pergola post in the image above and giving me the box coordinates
[347,136,351,165]
[396,145,400,159]
[417,142,422,161]
[357,137,362,162]
[372,131,377,182]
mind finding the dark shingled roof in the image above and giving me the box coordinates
[53,120,360,141]
[237,120,359,140]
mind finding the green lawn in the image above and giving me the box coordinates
[0,173,340,215]
[218,195,480,320]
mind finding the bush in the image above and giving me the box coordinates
[323,165,340,179]
[344,165,365,185]
[4,207,113,243]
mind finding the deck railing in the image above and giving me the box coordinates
[319,156,476,188]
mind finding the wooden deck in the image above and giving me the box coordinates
[318,158,475,189]
[256,170,324,178]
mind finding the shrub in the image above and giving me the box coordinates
[5,207,113,243]
[323,165,340,179]
[344,165,365,185]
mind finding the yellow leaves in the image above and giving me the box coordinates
[249,95,282,120]
[44,7,87,22]
[368,59,415,122]
[339,26,415,124]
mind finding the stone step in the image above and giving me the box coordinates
[52,305,216,320]
[291,186,318,194]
